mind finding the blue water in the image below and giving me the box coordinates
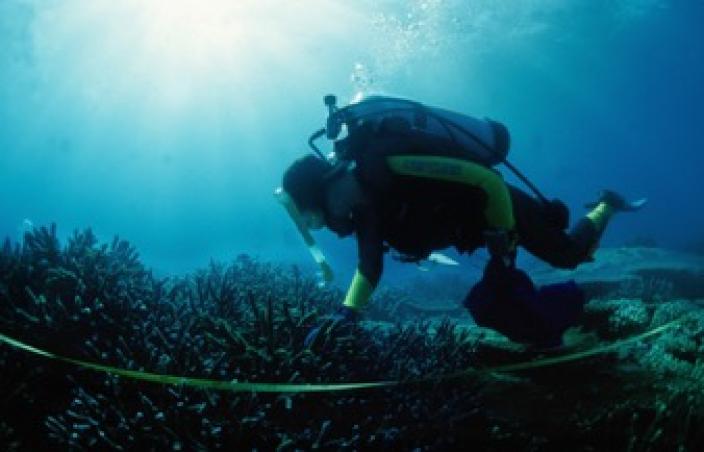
[1,0,703,283]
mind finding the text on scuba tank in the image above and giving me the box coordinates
[395,157,463,178]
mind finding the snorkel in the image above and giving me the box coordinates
[274,187,334,287]
[273,95,342,286]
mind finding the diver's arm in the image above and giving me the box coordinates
[342,203,383,311]
[386,155,515,230]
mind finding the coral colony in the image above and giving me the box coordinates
[1,224,703,450]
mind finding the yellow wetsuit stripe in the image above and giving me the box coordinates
[386,155,515,230]
[586,202,614,232]
[342,269,375,311]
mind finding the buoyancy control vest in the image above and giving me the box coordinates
[308,95,549,205]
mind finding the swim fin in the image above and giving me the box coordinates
[585,189,647,212]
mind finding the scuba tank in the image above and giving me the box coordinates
[308,94,551,206]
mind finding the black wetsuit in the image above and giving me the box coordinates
[330,124,598,288]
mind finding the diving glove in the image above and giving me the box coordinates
[304,305,358,348]
[585,189,647,212]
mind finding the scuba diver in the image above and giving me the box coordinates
[277,95,645,349]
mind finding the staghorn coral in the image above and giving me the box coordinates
[582,298,652,339]
[0,224,494,450]
[1,224,704,451]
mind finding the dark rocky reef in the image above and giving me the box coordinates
[1,225,703,451]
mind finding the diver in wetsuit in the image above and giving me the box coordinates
[279,101,644,348]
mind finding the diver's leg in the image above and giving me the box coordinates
[464,187,588,346]
[509,186,598,269]
[511,186,647,270]
[467,187,643,347]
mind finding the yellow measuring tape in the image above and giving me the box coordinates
[0,318,684,393]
